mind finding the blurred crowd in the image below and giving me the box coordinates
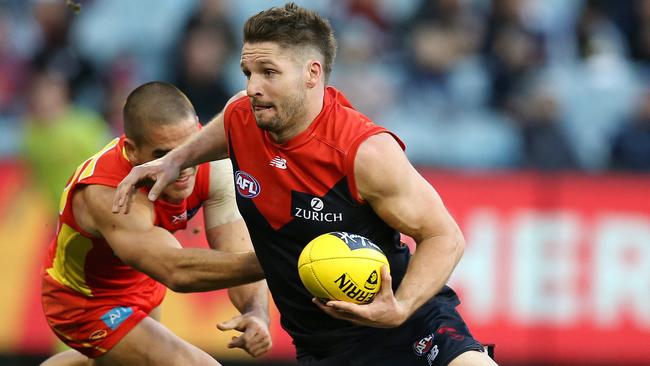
[1,0,649,209]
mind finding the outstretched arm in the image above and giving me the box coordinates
[112,91,247,214]
[209,220,272,357]
[315,133,464,327]
[202,159,271,357]
[83,184,264,292]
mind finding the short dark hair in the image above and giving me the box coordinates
[123,82,196,145]
[243,2,337,81]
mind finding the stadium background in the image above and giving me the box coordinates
[0,0,649,365]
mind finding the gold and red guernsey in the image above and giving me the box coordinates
[44,136,211,300]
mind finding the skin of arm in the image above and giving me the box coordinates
[203,159,269,322]
[78,184,264,293]
[314,133,465,327]
[202,159,272,357]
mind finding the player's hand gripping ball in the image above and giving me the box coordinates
[298,232,390,304]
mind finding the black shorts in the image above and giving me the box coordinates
[296,300,485,366]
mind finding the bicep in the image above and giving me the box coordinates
[355,134,459,243]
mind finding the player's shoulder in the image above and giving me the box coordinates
[315,92,384,153]
[76,184,119,213]
[326,87,378,130]
[77,137,132,187]
[226,91,251,113]
[356,133,404,163]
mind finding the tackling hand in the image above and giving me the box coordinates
[111,157,180,214]
[312,266,409,328]
[217,313,272,357]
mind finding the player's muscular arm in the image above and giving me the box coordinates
[203,159,269,320]
[79,184,264,292]
[203,159,272,357]
[326,133,464,327]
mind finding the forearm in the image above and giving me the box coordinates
[228,281,269,323]
[170,115,228,170]
[161,249,264,293]
[394,232,464,317]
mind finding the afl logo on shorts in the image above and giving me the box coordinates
[235,170,261,198]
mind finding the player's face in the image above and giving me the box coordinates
[133,117,200,203]
[240,41,308,134]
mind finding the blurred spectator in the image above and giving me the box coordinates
[575,0,628,60]
[0,10,28,117]
[483,0,546,110]
[21,70,110,211]
[602,0,650,65]
[0,9,27,156]
[342,0,391,30]
[169,0,236,124]
[553,0,642,170]
[30,0,102,109]
[403,18,488,111]
[330,19,398,120]
[185,0,233,29]
[103,54,139,136]
[630,0,650,66]
[610,91,650,171]
[508,80,579,171]
[172,21,234,124]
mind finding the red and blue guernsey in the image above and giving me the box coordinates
[41,136,211,358]
[224,86,456,358]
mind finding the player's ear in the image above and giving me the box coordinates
[306,59,322,89]
[122,138,139,165]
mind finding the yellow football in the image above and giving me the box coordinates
[298,232,390,304]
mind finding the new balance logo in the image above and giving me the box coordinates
[270,156,287,169]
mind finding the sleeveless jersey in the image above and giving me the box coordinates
[224,87,450,357]
[43,136,211,302]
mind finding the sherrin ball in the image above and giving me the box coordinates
[298,232,390,304]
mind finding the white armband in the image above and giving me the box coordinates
[203,159,242,229]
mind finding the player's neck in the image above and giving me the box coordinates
[270,88,324,144]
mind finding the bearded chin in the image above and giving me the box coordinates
[255,115,281,132]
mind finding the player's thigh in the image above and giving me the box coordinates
[40,349,91,366]
[448,350,498,366]
[93,316,220,366]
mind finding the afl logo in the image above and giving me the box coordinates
[235,170,261,198]
[310,197,324,211]
[413,334,434,356]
